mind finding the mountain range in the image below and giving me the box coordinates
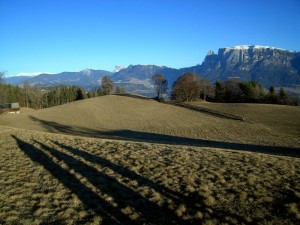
[182,45,300,88]
[5,45,300,95]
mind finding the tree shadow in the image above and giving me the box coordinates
[114,93,152,100]
[12,134,252,224]
[53,140,189,203]
[53,140,251,224]
[30,116,300,158]
[12,135,124,225]
[13,135,188,224]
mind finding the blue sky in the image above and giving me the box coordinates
[1,0,300,76]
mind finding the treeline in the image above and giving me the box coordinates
[0,83,88,109]
[152,72,297,105]
[215,80,295,104]
[1,71,297,110]
[0,74,124,109]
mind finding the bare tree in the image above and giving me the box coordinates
[151,74,168,100]
[115,86,126,94]
[0,71,4,83]
[199,78,214,101]
[23,81,31,108]
[172,72,201,102]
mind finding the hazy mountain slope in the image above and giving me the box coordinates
[5,69,112,90]
[4,76,35,85]
[4,45,300,93]
[111,65,181,94]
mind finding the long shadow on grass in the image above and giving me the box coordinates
[12,135,129,225]
[30,116,300,158]
[13,135,187,224]
[53,140,210,217]
[53,140,251,224]
[53,140,185,203]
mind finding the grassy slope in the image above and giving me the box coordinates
[0,95,299,147]
[188,101,300,137]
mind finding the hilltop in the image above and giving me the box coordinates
[1,95,299,149]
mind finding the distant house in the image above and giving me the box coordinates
[0,102,20,114]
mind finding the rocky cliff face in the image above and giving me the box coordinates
[198,45,300,87]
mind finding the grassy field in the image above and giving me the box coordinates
[188,101,300,138]
[0,95,300,224]
[1,95,299,148]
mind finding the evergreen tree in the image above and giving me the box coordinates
[101,76,114,95]
[76,88,85,100]
[267,86,278,103]
[0,72,7,104]
[278,87,288,104]
[215,81,226,102]
[269,86,275,94]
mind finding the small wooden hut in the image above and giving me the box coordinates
[0,103,20,114]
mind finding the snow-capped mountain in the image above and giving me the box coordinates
[113,65,125,73]
[182,45,300,88]
[15,72,46,76]
[4,45,300,94]
[223,45,287,51]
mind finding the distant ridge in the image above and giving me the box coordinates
[5,69,113,90]
[4,45,300,95]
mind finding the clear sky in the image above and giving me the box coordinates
[1,0,300,76]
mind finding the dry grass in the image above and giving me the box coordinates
[0,95,300,224]
[188,101,300,138]
[0,95,299,147]
[0,126,299,224]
